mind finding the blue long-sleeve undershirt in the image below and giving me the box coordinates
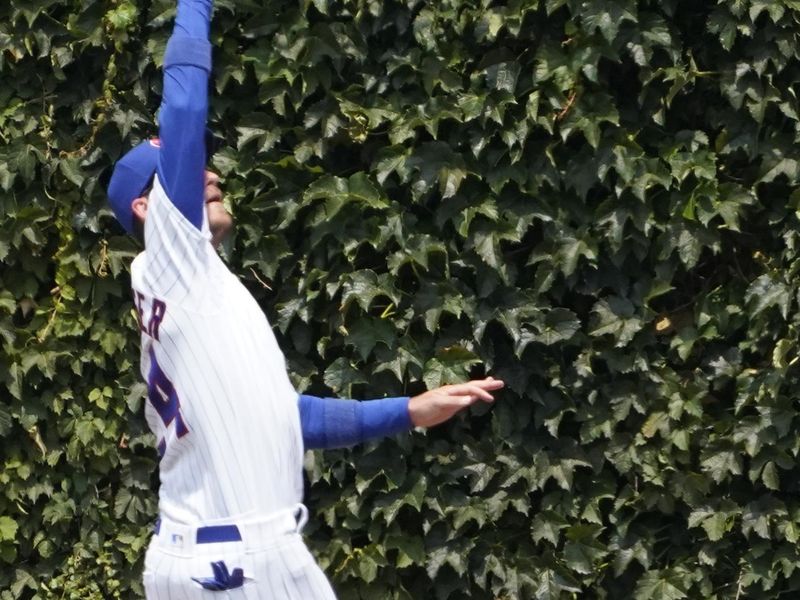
[298,395,412,450]
[157,0,213,229]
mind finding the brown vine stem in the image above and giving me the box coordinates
[28,425,47,457]
[96,239,110,278]
[734,569,743,600]
[36,290,62,344]
[557,90,577,121]
[249,267,273,290]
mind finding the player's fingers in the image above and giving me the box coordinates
[468,377,505,390]
[444,384,482,398]
[468,381,501,402]
[447,383,495,401]
[465,384,497,401]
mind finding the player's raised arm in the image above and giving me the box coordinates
[155,0,214,229]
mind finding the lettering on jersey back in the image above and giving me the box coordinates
[134,291,166,340]
[147,348,189,440]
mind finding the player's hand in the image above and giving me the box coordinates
[408,377,504,428]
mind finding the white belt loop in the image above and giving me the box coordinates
[294,503,309,532]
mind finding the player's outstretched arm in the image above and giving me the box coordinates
[298,377,504,450]
[156,0,214,229]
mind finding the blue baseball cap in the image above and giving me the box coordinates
[106,139,161,233]
[107,131,221,233]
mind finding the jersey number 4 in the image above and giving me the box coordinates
[147,348,189,454]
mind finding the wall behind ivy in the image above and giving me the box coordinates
[3,0,800,598]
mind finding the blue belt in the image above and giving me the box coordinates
[154,519,242,543]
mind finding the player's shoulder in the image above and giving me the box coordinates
[130,251,147,283]
[148,176,208,237]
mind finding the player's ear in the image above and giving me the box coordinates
[131,196,148,222]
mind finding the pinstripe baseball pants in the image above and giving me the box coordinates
[143,505,336,599]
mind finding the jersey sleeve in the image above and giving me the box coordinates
[136,176,225,307]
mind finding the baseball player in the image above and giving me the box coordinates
[106,0,504,597]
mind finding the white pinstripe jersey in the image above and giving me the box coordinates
[130,175,304,525]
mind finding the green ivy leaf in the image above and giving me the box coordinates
[563,524,606,574]
[762,461,780,491]
[745,274,790,319]
[634,569,688,600]
[346,317,397,360]
[385,534,425,566]
[581,0,638,42]
[0,406,12,436]
[0,517,18,541]
[588,297,643,347]
[700,447,743,483]
[535,308,581,345]
[423,347,481,388]
[323,358,367,395]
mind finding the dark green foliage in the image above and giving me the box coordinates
[2,0,800,597]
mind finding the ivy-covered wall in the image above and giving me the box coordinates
[3,0,800,598]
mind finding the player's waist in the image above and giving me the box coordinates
[151,503,308,555]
